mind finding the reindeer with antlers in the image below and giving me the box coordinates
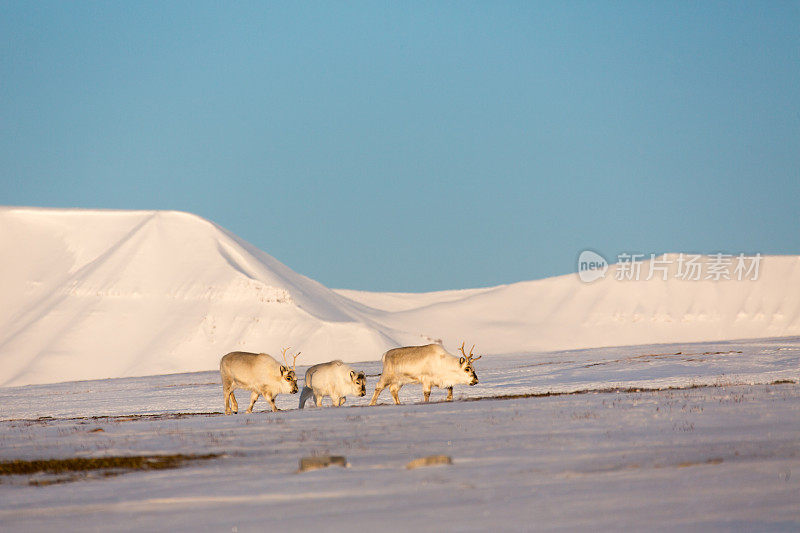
[219,347,301,414]
[368,342,481,405]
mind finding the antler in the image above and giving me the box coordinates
[281,346,301,370]
[281,346,291,368]
[459,341,482,363]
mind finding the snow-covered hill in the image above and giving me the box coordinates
[2,207,799,386]
[0,208,419,387]
[338,253,800,354]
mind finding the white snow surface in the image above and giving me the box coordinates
[2,206,800,387]
[0,207,413,387]
[0,337,798,531]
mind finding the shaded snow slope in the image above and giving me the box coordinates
[0,208,416,387]
[2,206,799,387]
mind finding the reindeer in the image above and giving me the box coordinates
[368,342,481,405]
[219,347,300,414]
[298,360,367,409]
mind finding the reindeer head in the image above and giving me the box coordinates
[350,370,367,397]
[280,347,301,394]
[458,342,481,386]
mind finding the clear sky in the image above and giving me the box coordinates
[1,1,798,291]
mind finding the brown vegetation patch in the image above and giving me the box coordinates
[0,454,218,486]
[297,455,348,473]
[406,455,453,469]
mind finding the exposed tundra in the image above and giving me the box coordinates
[368,342,480,405]
[220,348,299,414]
[299,360,366,408]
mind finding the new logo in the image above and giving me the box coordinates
[577,250,608,283]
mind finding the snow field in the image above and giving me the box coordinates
[0,337,798,531]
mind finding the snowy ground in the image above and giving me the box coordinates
[1,337,798,531]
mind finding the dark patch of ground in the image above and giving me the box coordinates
[0,454,219,486]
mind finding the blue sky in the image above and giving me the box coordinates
[1,1,798,291]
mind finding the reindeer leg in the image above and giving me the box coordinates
[229,391,239,414]
[446,387,454,401]
[223,383,233,415]
[246,391,259,413]
[369,378,386,406]
[266,395,279,412]
[390,384,402,405]
[368,387,383,405]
